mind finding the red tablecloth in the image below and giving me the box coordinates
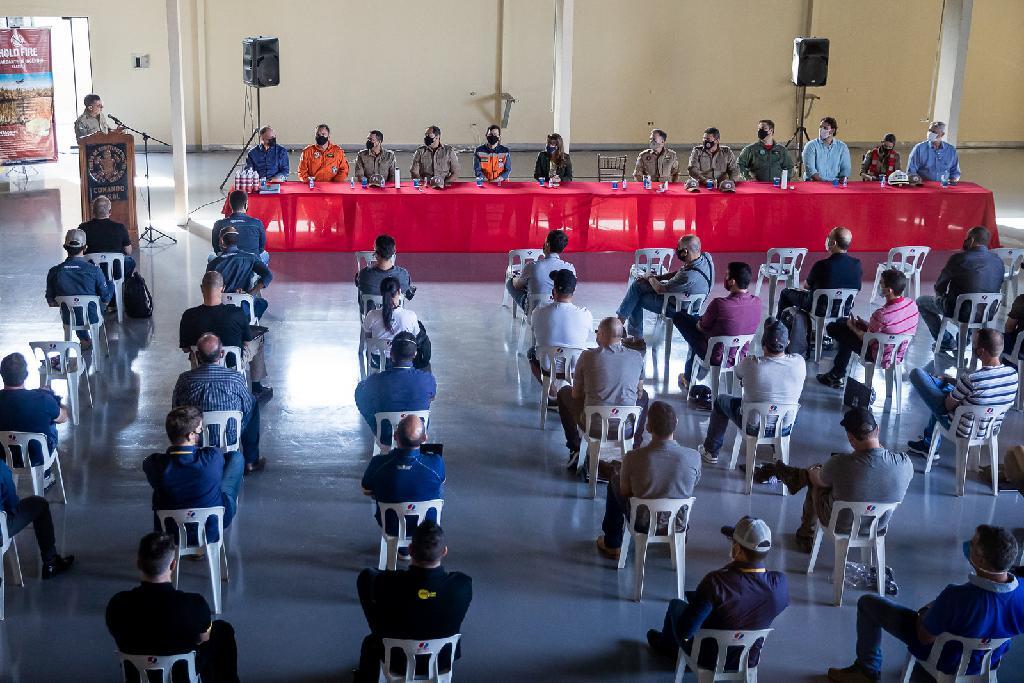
[223,180,998,253]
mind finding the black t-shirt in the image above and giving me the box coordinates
[106,582,211,656]
[179,304,253,349]
[368,565,473,639]
[80,218,131,254]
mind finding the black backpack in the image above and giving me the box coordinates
[413,322,431,369]
[778,305,811,358]
[123,272,153,318]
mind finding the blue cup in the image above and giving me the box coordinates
[832,178,839,188]
[611,181,619,190]
[706,180,714,190]
[537,177,546,187]
[772,177,781,187]
[413,179,420,189]
[361,177,368,189]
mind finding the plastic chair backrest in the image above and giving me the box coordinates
[536,345,584,379]
[597,154,628,182]
[993,247,1024,279]
[811,288,858,321]
[222,292,258,325]
[84,252,126,283]
[951,292,1001,326]
[381,634,461,683]
[359,293,385,317]
[118,651,199,683]
[859,333,914,371]
[581,405,642,443]
[374,410,430,450]
[915,632,1010,680]
[200,410,242,452]
[627,497,695,539]
[188,345,244,374]
[738,402,799,442]
[54,294,102,332]
[825,501,900,542]
[506,249,543,277]
[948,403,1009,445]
[0,431,48,471]
[688,628,772,679]
[363,337,393,376]
[662,292,706,317]
[378,499,444,543]
[29,341,84,381]
[156,506,225,554]
[632,248,674,277]
[763,248,807,277]
[700,334,755,370]
[886,246,930,273]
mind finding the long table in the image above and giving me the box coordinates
[224,180,998,253]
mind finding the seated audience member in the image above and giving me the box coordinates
[355,234,415,299]
[803,116,851,182]
[817,269,919,389]
[672,261,760,394]
[45,228,113,348]
[298,123,349,183]
[737,119,793,182]
[616,234,714,338]
[907,329,1016,454]
[646,517,788,671]
[107,533,239,683]
[697,319,805,465]
[777,226,861,317]
[245,125,288,181]
[1004,293,1024,357]
[529,269,591,389]
[207,228,273,321]
[907,121,961,183]
[916,226,1002,351]
[0,352,68,472]
[361,414,444,534]
[473,124,511,183]
[211,190,269,265]
[634,128,680,182]
[827,525,1024,682]
[755,408,913,553]
[595,401,701,560]
[686,127,740,190]
[355,332,436,437]
[557,317,649,471]
[859,133,901,182]
[80,195,136,278]
[506,228,575,313]
[533,133,572,182]
[410,125,460,187]
[144,406,244,538]
[180,271,272,402]
[363,277,419,344]
[172,333,265,474]
[352,522,471,683]
[354,130,396,185]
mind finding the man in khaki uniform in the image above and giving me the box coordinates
[74,94,114,140]
[686,127,740,191]
[354,130,396,185]
[410,125,460,187]
[633,129,680,182]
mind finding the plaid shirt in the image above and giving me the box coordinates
[172,364,253,417]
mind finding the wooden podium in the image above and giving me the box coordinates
[78,131,138,244]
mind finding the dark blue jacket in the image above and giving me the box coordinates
[45,256,112,324]
[935,246,1005,317]
[354,365,436,434]
[144,445,230,541]
[245,144,289,179]
[213,213,266,255]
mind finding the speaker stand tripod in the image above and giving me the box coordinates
[784,87,819,179]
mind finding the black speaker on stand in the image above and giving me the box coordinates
[220,36,280,192]
[786,37,830,177]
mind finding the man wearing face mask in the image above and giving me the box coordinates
[908,121,961,183]
[410,125,460,187]
[686,127,740,191]
[298,123,349,183]
[473,124,511,183]
[860,133,901,182]
[802,116,851,183]
[738,119,794,182]
[245,125,289,182]
[633,129,680,182]
[354,130,396,185]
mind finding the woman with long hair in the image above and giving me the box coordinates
[362,276,419,343]
[534,133,573,182]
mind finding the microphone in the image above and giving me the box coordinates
[108,114,124,126]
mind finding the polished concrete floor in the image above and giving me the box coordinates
[0,152,1023,682]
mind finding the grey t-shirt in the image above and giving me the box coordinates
[356,264,413,297]
[521,253,575,302]
[575,343,644,408]
[735,354,806,404]
[818,447,914,533]
[619,439,701,530]
[663,251,714,296]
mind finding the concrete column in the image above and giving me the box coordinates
[553,0,574,150]
[165,0,190,226]
[932,0,973,146]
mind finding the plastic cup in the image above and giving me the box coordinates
[611,181,619,190]
[772,177,781,187]
[361,178,368,189]
[476,177,484,188]
[621,180,628,190]
[537,177,545,187]
[706,180,713,190]
[832,179,839,188]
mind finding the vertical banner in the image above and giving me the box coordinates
[0,27,57,163]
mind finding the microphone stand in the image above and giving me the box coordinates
[112,116,177,246]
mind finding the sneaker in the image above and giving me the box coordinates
[697,444,718,465]
[41,554,75,579]
[565,450,580,470]
[816,372,844,389]
[647,629,674,658]
[691,394,713,411]
[244,457,267,474]
[794,534,815,554]
[906,437,931,455]
[826,663,879,682]
[595,536,620,560]
[252,385,275,403]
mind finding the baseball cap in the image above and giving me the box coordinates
[840,407,878,438]
[761,317,789,353]
[64,229,86,248]
[550,269,577,294]
[720,516,772,552]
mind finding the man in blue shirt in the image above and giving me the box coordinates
[907,121,961,183]
[45,229,113,347]
[0,457,74,580]
[355,332,435,438]
[777,226,861,317]
[245,125,289,181]
[144,406,244,543]
[802,116,851,182]
[647,517,789,671]
[361,414,444,535]
[828,524,1024,682]
[208,229,274,320]
[0,353,67,468]
[211,190,269,265]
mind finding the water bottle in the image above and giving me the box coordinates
[941,173,949,188]
[780,169,788,189]
[643,175,652,190]
[621,180,628,190]
[233,170,241,191]
[394,166,401,189]
[880,174,886,188]
[842,177,848,188]
[349,177,355,189]
[308,176,315,190]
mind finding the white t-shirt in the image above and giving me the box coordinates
[734,353,806,404]
[522,253,576,301]
[362,307,419,342]
[532,301,591,351]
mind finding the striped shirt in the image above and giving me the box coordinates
[868,297,919,366]
[949,364,1018,437]
[172,364,254,416]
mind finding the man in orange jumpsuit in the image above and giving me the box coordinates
[298,123,349,183]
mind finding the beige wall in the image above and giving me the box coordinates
[959,0,1024,143]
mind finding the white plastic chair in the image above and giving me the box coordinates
[869,246,930,305]
[617,497,695,602]
[83,252,125,323]
[355,250,396,275]
[189,344,247,384]
[900,632,1010,683]
[661,293,707,387]
[924,404,1009,496]
[726,402,799,495]
[381,634,461,683]
[222,291,259,325]
[579,405,643,499]
[377,498,444,571]
[54,294,109,370]
[29,341,91,425]
[157,506,229,614]
[675,628,773,683]
[810,289,859,362]
[358,293,386,366]
[537,345,583,429]
[0,432,66,503]
[806,500,900,606]
[502,248,543,312]
[692,335,755,399]
[1,511,24,622]
[372,410,430,457]
[853,332,914,413]
[362,337,393,379]
[1001,332,1024,410]
[994,247,1024,306]
[628,247,675,283]
[934,293,1002,371]
[754,248,807,318]
[118,651,199,683]
[200,410,243,453]
[516,294,549,355]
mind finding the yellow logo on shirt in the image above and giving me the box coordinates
[417,589,437,600]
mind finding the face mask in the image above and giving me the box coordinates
[486,134,500,145]
[267,137,277,147]
[927,131,940,142]
[424,136,435,146]
[365,140,374,150]
[703,140,714,150]
[315,135,328,146]
[819,128,830,141]
[757,128,770,140]
[546,145,557,154]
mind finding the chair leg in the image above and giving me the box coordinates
[924,432,940,474]
[990,437,1000,496]
[633,536,648,602]
[833,538,850,606]
[767,279,777,318]
[955,443,968,497]
[114,281,124,324]
[875,539,886,597]
[208,540,222,614]
[814,318,826,363]
[588,444,600,500]
[728,426,742,470]
[778,437,791,497]
[744,441,755,495]
[386,538,399,571]
[663,319,673,391]
[173,549,182,588]
[221,542,230,583]
[869,265,883,306]
[66,375,79,425]
[899,654,916,683]
[807,526,824,574]
[674,533,686,600]
[53,455,67,504]
[378,537,388,571]
[540,375,551,429]
[617,531,631,570]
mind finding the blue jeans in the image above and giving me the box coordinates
[601,474,629,548]
[505,278,528,312]
[672,311,707,382]
[220,450,244,526]
[909,368,953,445]
[240,403,261,464]
[703,396,794,455]
[855,594,924,677]
[616,278,670,337]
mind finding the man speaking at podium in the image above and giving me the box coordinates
[74,94,116,140]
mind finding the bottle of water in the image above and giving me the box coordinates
[842,177,848,188]
[941,173,949,188]
[233,170,241,191]
[880,174,885,188]
[308,176,315,190]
